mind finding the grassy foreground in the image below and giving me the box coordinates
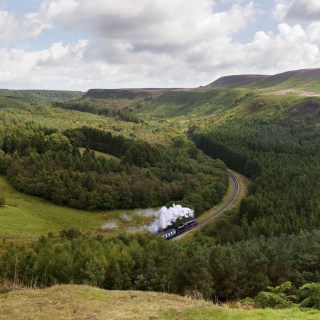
[0,285,319,320]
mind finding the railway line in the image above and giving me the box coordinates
[174,169,241,240]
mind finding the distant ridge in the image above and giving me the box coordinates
[84,88,181,100]
[0,89,83,102]
[254,68,320,89]
[207,74,269,88]
[207,68,320,91]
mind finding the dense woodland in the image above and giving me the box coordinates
[0,124,227,212]
[2,229,320,305]
[55,101,143,123]
[193,120,320,241]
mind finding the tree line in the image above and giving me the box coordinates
[2,229,320,304]
[0,124,227,212]
[55,101,143,123]
[192,120,320,241]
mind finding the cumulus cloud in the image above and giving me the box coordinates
[36,0,255,59]
[242,23,319,73]
[0,40,98,89]
[274,0,320,21]
[0,9,44,43]
[0,0,259,89]
[1,0,320,89]
[307,22,320,40]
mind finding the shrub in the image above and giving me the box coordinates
[299,283,320,309]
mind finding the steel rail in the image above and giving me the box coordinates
[174,169,241,240]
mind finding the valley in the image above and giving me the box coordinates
[1,68,320,317]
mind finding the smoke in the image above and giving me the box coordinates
[127,225,149,234]
[120,213,132,222]
[101,221,119,230]
[148,204,194,233]
[135,208,158,217]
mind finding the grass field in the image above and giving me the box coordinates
[0,285,319,320]
[78,148,121,161]
[0,176,155,241]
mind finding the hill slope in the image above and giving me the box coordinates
[0,89,83,102]
[207,74,268,88]
[255,68,320,91]
[206,68,320,92]
[0,285,319,320]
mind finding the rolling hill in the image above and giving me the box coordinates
[254,68,320,91]
[206,68,320,92]
[206,74,268,88]
[0,89,83,102]
[67,68,320,121]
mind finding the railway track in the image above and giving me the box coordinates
[174,169,241,240]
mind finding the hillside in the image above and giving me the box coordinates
[207,74,268,88]
[254,68,320,91]
[84,88,176,100]
[0,285,318,320]
[71,68,320,120]
[206,68,320,92]
[0,89,83,102]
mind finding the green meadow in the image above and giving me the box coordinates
[0,175,154,240]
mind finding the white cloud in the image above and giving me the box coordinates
[40,0,255,52]
[0,9,44,43]
[274,0,320,21]
[307,21,320,40]
[1,0,320,89]
[38,0,78,28]
[0,40,95,89]
[242,23,319,73]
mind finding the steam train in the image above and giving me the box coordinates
[157,218,198,239]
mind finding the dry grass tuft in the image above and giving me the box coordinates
[223,300,254,310]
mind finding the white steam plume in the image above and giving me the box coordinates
[135,208,158,217]
[149,204,194,233]
[101,221,119,230]
[120,213,132,222]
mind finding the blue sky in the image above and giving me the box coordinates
[0,0,320,90]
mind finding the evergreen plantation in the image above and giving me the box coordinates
[3,228,320,306]
[2,70,320,312]
[0,124,227,212]
[193,121,320,240]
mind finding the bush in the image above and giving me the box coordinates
[0,194,5,206]
[299,283,320,309]
[253,282,295,309]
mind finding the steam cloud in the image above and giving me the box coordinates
[120,213,132,222]
[101,221,119,230]
[148,204,194,233]
[135,208,158,217]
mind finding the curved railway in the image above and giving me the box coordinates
[174,169,241,240]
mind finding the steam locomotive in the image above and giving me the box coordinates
[157,218,198,239]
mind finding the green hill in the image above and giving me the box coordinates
[207,74,268,88]
[0,285,318,320]
[84,88,173,100]
[0,89,83,102]
[206,68,320,92]
[76,69,320,120]
[254,68,320,91]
